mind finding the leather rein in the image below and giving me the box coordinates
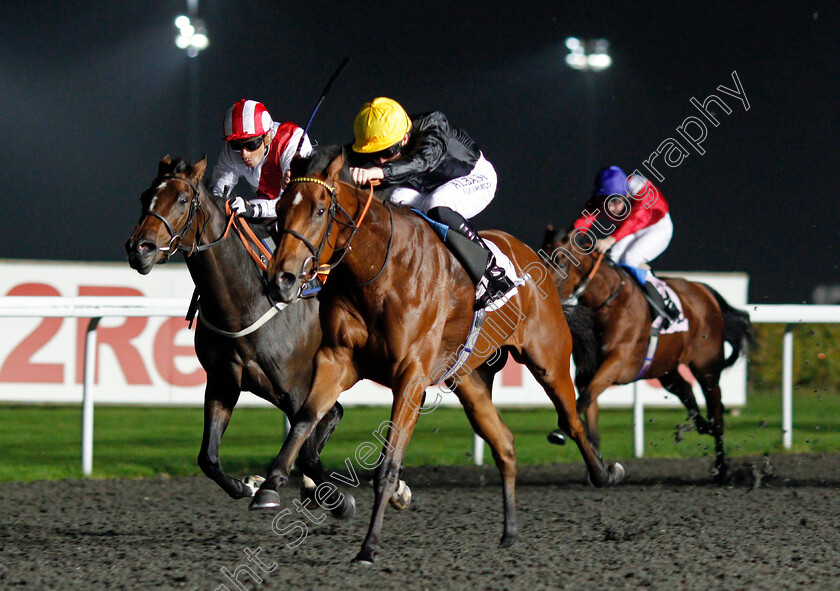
[565,251,625,311]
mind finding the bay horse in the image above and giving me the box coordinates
[541,227,754,481]
[125,155,356,518]
[259,145,624,563]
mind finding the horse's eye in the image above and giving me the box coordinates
[179,195,189,205]
[316,207,326,217]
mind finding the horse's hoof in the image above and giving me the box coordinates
[389,480,412,511]
[609,462,626,485]
[499,532,519,548]
[351,547,378,565]
[586,462,625,487]
[332,493,356,520]
[300,474,317,505]
[241,475,265,497]
[546,430,567,445]
[249,488,281,510]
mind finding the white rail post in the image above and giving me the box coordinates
[473,433,484,466]
[82,317,101,477]
[782,325,794,449]
[633,381,644,458]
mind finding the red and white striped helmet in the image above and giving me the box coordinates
[223,99,273,141]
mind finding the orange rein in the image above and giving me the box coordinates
[588,251,606,281]
[223,201,272,272]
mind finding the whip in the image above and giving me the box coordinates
[294,56,352,158]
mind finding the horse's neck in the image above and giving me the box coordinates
[332,192,392,281]
[184,193,265,311]
[579,257,625,307]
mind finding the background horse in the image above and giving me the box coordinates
[125,155,356,518]
[258,146,623,564]
[541,227,754,480]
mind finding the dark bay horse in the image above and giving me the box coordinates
[125,155,355,518]
[259,146,624,563]
[541,227,754,480]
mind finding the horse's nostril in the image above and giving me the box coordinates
[279,272,296,288]
[137,241,156,254]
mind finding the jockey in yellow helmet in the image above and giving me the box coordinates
[349,97,513,309]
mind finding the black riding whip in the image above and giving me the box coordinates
[294,56,352,158]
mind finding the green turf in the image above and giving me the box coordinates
[0,386,837,482]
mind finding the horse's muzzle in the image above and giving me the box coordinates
[125,237,158,275]
[273,271,301,304]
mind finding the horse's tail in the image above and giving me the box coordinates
[703,284,757,368]
[562,300,600,394]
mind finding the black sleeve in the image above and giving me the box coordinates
[381,112,449,184]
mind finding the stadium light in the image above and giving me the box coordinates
[174,15,209,58]
[564,37,612,71]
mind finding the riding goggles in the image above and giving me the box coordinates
[368,141,403,161]
[229,135,266,152]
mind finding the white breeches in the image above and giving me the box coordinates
[388,153,497,219]
[609,213,673,267]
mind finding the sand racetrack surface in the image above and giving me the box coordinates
[1,453,839,590]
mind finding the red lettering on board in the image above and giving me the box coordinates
[0,283,64,383]
[501,358,523,387]
[74,286,152,385]
[154,318,204,387]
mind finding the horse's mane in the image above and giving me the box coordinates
[154,156,220,206]
[290,144,350,182]
[289,145,396,201]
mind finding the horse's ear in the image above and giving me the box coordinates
[191,155,207,181]
[158,155,172,176]
[326,150,345,183]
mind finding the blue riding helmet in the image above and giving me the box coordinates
[593,165,628,196]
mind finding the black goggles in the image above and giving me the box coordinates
[368,141,402,161]
[229,135,266,152]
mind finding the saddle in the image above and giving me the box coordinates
[412,209,520,311]
[619,264,684,330]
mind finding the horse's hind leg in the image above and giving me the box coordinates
[658,370,713,435]
[689,363,727,482]
[197,380,253,499]
[454,366,518,548]
[296,402,356,520]
[515,339,624,487]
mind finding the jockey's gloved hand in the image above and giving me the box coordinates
[230,196,256,218]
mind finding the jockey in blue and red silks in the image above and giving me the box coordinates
[572,165,680,323]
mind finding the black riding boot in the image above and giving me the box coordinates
[642,280,680,325]
[427,207,515,309]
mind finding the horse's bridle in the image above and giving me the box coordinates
[562,250,626,311]
[276,176,378,282]
[141,174,232,260]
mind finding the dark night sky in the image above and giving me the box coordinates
[1,1,837,303]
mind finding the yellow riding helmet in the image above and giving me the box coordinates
[352,97,412,153]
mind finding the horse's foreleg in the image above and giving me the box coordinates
[197,387,252,499]
[454,368,518,548]
[251,349,357,510]
[297,402,357,519]
[353,374,425,564]
[584,402,601,450]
